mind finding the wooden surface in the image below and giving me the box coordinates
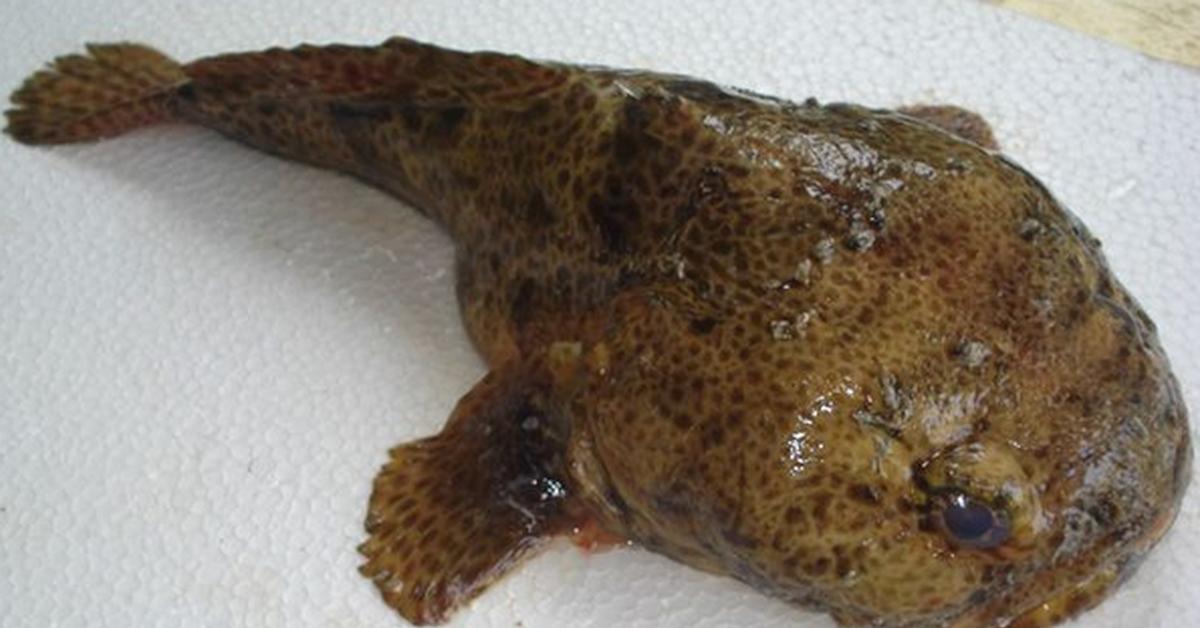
[992,0,1200,68]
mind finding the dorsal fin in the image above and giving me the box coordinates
[181,37,570,110]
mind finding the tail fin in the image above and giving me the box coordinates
[4,43,187,145]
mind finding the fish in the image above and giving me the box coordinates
[4,37,1190,627]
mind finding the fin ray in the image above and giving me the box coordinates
[4,42,187,144]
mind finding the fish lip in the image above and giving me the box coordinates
[994,552,1140,628]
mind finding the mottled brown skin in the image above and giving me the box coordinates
[5,38,1191,627]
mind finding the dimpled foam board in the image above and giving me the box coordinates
[1,1,1197,626]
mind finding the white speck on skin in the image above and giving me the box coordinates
[794,259,814,283]
[813,237,836,264]
[956,340,991,368]
[846,223,877,252]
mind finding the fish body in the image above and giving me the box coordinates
[5,38,1190,627]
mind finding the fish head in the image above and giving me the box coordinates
[571,108,1190,626]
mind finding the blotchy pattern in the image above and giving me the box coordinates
[3,29,1191,628]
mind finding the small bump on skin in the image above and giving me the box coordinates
[955,340,992,368]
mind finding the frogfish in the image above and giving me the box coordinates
[5,37,1191,627]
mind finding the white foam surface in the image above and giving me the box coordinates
[1,1,1197,626]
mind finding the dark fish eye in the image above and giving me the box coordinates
[940,493,1009,549]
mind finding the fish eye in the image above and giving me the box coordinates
[939,493,1009,549]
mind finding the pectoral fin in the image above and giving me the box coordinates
[358,368,571,625]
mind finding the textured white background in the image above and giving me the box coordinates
[1,1,1197,626]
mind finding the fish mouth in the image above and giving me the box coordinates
[1000,381,1193,627]
[973,465,1187,627]
[943,433,1191,628]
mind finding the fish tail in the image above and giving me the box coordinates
[4,43,188,144]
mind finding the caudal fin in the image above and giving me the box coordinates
[4,43,187,145]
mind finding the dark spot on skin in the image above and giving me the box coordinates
[613,124,641,166]
[724,163,750,178]
[612,97,660,166]
[588,193,632,255]
[805,557,830,578]
[811,492,833,525]
[835,556,853,579]
[1065,592,1092,616]
[722,527,761,549]
[398,106,422,133]
[329,101,394,123]
[525,188,554,225]
[518,100,551,122]
[689,317,717,335]
[510,279,535,327]
[176,83,197,101]
[700,423,726,449]
[638,535,667,553]
[1086,499,1119,527]
[653,489,692,519]
[257,102,279,116]
[431,106,467,139]
[848,483,880,504]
